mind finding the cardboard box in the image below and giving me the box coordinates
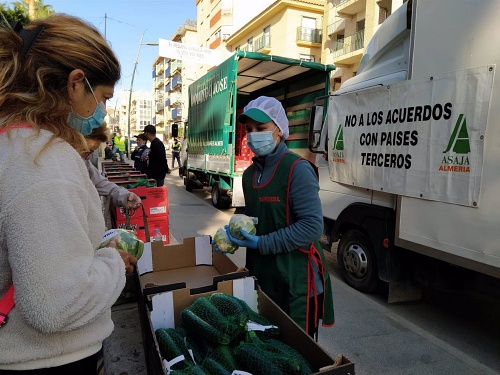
[137,236,248,301]
[145,278,355,375]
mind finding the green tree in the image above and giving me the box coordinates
[12,0,54,20]
[0,0,53,25]
[0,3,30,26]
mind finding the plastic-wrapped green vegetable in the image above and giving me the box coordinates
[213,228,239,254]
[229,215,257,240]
[98,229,144,259]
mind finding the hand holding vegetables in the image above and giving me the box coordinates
[117,249,137,274]
[99,229,144,259]
[225,225,259,249]
[213,215,258,253]
[213,228,239,254]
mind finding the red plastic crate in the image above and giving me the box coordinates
[115,185,168,221]
[115,214,169,244]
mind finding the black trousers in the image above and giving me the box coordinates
[0,352,98,375]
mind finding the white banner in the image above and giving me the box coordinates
[158,39,228,65]
[329,66,494,207]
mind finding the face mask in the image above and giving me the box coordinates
[69,77,106,136]
[247,127,278,156]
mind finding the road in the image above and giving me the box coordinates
[164,170,500,375]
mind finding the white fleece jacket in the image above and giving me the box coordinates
[0,128,126,369]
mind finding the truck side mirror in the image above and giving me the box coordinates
[308,104,325,154]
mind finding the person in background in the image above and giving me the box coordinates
[111,129,126,162]
[131,133,149,173]
[104,140,114,160]
[224,96,334,340]
[84,124,141,211]
[0,14,136,373]
[143,124,170,187]
[171,137,182,169]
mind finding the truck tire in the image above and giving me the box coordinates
[211,182,224,208]
[337,230,379,293]
[185,179,194,192]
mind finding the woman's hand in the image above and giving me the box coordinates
[106,238,137,274]
[117,250,137,274]
[126,192,141,210]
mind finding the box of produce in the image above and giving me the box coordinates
[145,278,355,375]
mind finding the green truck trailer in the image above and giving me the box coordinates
[183,51,334,208]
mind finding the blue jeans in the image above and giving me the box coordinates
[111,148,125,162]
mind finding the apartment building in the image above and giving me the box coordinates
[323,0,405,91]
[196,0,275,72]
[117,90,153,136]
[152,20,197,140]
[225,0,325,63]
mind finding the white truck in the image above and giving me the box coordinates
[309,0,500,301]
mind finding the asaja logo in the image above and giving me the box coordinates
[331,124,345,163]
[439,114,470,173]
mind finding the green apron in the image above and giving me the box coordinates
[243,152,334,333]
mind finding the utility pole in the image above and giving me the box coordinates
[127,30,145,157]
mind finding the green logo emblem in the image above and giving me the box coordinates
[333,125,344,151]
[443,114,470,154]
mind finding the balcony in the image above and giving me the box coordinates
[333,0,365,16]
[328,18,346,37]
[241,44,253,52]
[296,27,322,46]
[155,77,164,88]
[254,35,271,54]
[171,60,182,74]
[332,29,365,64]
[172,75,182,89]
[172,108,182,119]
[170,93,182,106]
[155,103,164,112]
[156,62,164,75]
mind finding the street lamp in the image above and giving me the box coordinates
[127,31,159,156]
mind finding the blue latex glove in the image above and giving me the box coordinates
[225,225,259,249]
[210,238,227,256]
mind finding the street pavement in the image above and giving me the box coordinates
[102,165,500,375]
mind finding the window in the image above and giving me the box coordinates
[247,37,253,52]
[263,25,270,45]
[213,28,221,41]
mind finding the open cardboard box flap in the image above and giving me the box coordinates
[137,236,248,302]
[147,278,355,374]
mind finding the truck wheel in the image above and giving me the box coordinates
[185,179,194,192]
[211,182,222,208]
[337,230,379,293]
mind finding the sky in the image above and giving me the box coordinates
[47,0,198,108]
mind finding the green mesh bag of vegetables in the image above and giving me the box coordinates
[180,296,247,346]
[155,327,196,372]
[98,229,144,259]
[234,331,314,375]
[228,214,258,240]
